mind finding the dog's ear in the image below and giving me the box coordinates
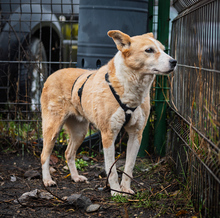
[146,32,154,38]
[108,30,131,52]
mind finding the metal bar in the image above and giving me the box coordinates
[139,0,153,156]
[154,0,170,156]
[177,64,220,74]
[0,60,77,64]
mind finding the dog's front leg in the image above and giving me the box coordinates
[120,132,141,194]
[102,132,121,196]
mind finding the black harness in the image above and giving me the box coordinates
[71,72,137,127]
[105,73,137,127]
[71,74,92,104]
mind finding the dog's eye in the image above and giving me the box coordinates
[145,48,154,53]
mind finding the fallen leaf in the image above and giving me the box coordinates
[176,210,188,216]
[66,209,75,212]
[50,154,59,165]
[64,174,71,179]
[128,199,140,202]
[170,190,180,197]
[24,170,40,179]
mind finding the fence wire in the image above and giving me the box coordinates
[169,0,220,216]
[0,1,80,146]
[0,0,79,111]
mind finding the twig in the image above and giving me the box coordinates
[117,168,153,195]
[117,130,127,146]
[110,188,135,196]
[15,194,29,207]
[42,181,66,202]
[149,184,171,198]
[105,156,121,189]
[15,194,57,208]
[106,156,155,196]
[81,188,95,192]
[16,176,31,191]
[105,156,135,196]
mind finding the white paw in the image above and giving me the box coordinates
[43,179,56,187]
[121,186,135,195]
[72,175,88,183]
[111,190,121,196]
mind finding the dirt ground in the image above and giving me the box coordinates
[0,142,196,218]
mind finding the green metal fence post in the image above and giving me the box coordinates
[154,0,170,156]
[138,0,154,157]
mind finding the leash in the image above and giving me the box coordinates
[105,73,137,127]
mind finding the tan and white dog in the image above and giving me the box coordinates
[40,30,176,196]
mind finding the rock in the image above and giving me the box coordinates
[15,190,100,213]
[66,194,100,212]
[49,167,56,174]
[66,194,92,209]
[10,175,16,182]
[63,165,69,171]
[98,187,104,191]
[24,170,40,179]
[82,156,90,161]
[14,189,54,203]
[62,196,68,200]
[86,204,100,213]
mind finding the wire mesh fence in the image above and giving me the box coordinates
[0,0,80,148]
[169,0,220,216]
[0,1,153,157]
[0,0,79,108]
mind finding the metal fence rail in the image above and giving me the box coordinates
[170,0,220,216]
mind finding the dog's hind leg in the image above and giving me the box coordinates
[64,116,89,182]
[41,116,63,187]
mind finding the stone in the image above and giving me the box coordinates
[86,204,100,213]
[24,170,40,179]
[66,194,92,208]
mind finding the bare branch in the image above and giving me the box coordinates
[42,181,66,202]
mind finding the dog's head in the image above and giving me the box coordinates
[108,30,177,75]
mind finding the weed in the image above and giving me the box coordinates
[54,150,65,160]
[75,158,88,171]
[111,195,129,204]
[134,191,156,208]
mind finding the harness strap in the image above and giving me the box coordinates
[71,74,93,104]
[71,75,82,97]
[78,74,92,104]
[105,73,137,126]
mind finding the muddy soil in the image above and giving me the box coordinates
[0,143,195,217]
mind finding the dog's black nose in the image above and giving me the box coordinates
[169,59,177,68]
